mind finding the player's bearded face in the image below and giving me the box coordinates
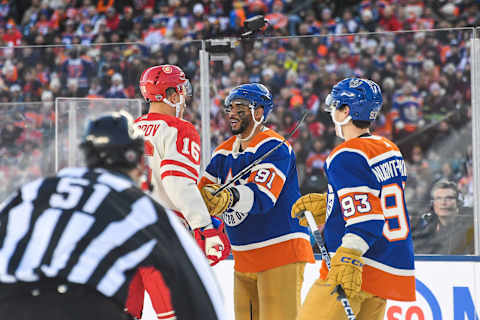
[226,101,252,135]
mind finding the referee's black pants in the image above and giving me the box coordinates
[0,279,134,320]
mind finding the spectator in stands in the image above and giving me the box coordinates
[0,122,22,149]
[0,0,475,231]
[105,73,127,98]
[412,180,474,254]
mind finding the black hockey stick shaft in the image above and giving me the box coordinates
[212,110,310,196]
[296,210,357,320]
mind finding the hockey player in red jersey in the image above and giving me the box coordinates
[292,78,416,320]
[132,65,230,320]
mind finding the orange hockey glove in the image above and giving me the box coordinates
[327,247,364,299]
[291,193,327,227]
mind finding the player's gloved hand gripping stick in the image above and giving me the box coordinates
[296,210,357,320]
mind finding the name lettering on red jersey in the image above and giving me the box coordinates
[137,124,160,136]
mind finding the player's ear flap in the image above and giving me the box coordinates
[254,107,264,120]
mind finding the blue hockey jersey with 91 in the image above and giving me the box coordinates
[199,128,314,273]
[322,134,415,301]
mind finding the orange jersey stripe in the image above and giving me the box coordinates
[198,176,215,189]
[320,262,416,301]
[232,238,314,273]
[339,192,383,221]
[329,136,399,162]
[215,136,236,152]
[363,265,416,301]
[247,167,285,200]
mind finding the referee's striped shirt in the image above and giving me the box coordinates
[0,167,225,320]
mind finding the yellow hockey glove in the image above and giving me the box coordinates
[291,193,327,227]
[200,184,238,217]
[326,247,364,299]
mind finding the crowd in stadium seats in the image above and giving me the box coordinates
[0,0,478,238]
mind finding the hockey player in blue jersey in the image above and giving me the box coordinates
[198,83,315,320]
[292,78,416,320]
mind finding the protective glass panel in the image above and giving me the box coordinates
[55,97,143,170]
[0,102,55,200]
[0,40,202,196]
[206,29,475,256]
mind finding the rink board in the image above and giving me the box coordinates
[143,256,480,320]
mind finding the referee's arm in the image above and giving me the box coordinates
[151,208,227,320]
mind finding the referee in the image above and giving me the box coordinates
[0,111,225,320]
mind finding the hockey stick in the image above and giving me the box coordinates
[296,210,357,320]
[212,110,310,196]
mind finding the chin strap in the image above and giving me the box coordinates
[162,95,185,117]
[331,114,351,140]
[238,106,264,142]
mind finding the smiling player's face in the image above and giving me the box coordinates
[225,100,253,135]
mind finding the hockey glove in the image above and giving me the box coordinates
[194,217,231,266]
[291,193,327,227]
[327,247,364,299]
[200,184,239,216]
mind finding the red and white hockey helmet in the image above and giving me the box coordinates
[139,65,189,103]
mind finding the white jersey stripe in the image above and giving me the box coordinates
[202,171,219,184]
[363,257,415,276]
[256,184,277,204]
[326,147,403,170]
[337,186,380,197]
[41,212,95,277]
[214,136,292,159]
[243,136,292,154]
[212,149,232,158]
[0,178,43,283]
[68,196,158,283]
[15,208,63,281]
[345,214,385,226]
[97,239,157,297]
[369,150,403,166]
[0,202,34,283]
[97,171,132,192]
[232,232,310,251]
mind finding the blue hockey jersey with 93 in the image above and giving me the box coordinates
[199,128,314,273]
[322,135,415,302]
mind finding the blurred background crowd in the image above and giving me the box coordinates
[0,0,478,254]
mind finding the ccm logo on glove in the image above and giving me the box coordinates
[340,257,363,267]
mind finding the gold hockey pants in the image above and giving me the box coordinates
[296,278,386,320]
[234,262,305,320]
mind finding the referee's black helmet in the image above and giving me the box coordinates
[80,111,144,171]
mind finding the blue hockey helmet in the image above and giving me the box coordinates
[224,83,273,120]
[325,78,383,121]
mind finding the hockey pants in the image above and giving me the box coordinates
[296,277,386,320]
[234,262,305,320]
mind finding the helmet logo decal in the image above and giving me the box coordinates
[162,65,173,73]
[125,149,137,162]
[349,79,363,88]
[340,91,355,97]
